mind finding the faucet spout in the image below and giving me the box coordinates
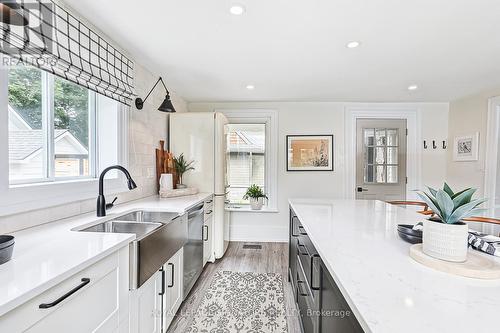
[97,165,137,217]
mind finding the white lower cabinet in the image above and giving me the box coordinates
[0,246,130,333]
[162,248,183,331]
[129,271,163,333]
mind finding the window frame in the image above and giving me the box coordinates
[0,65,129,216]
[218,109,278,211]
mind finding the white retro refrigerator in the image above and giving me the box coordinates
[169,112,231,259]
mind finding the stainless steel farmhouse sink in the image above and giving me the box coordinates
[80,220,162,239]
[76,210,188,289]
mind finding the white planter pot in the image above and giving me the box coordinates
[422,219,468,262]
[249,197,264,210]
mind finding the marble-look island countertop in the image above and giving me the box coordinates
[289,198,500,333]
[0,193,212,317]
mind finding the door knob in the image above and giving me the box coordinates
[357,187,368,192]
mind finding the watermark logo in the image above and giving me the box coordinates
[1,1,55,67]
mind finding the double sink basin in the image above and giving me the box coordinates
[77,210,188,290]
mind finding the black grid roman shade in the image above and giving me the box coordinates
[0,0,135,106]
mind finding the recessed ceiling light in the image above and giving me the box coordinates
[408,84,419,91]
[346,41,361,49]
[246,84,255,90]
[230,4,245,15]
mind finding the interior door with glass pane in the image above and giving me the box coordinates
[355,119,407,200]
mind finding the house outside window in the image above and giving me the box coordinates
[7,66,122,185]
[227,124,266,204]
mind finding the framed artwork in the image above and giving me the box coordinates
[286,135,334,171]
[453,132,479,161]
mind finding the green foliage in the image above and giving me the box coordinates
[173,154,195,183]
[243,184,268,200]
[8,66,89,147]
[417,183,487,224]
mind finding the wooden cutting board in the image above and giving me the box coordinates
[410,244,500,279]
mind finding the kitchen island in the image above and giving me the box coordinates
[289,198,500,333]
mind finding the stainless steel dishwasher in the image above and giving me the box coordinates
[183,203,204,297]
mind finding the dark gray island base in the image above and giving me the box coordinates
[289,206,364,333]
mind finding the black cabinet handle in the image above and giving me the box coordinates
[205,210,213,215]
[39,278,90,309]
[203,225,209,241]
[298,225,307,235]
[310,255,321,291]
[205,199,213,204]
[159,268,165,295]
[167,263,174,288]
[296,242,308,256]
[297,280,308,297]
[291,216,299,237]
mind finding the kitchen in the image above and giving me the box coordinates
[2,1,500,333]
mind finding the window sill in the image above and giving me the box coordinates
[226,206,279,213]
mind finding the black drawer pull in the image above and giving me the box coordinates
[167,263,174,288]
[296,242,308,256]
[39,278,90,309]
[205,199,213,204]
[291,216,299,237]
[298,225,307,235]
[297,280,309,297]
[205,210,213,215]
[159,268,166,295]
[310,254,321,291]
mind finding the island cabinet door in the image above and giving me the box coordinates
[319,261,364,333]
[289,208,299,301]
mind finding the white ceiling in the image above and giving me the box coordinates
[64,0,500,103]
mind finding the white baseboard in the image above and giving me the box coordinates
[229,225,288,243]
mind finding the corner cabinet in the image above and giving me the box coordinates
[289,207,364,333]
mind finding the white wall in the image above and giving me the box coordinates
[0,62,187,234]
[189,102,449,242]
[446,89,500,196]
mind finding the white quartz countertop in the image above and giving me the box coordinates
[289,198,500,333]
[0,193,212,317]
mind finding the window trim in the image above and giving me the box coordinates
[217,109,278,211]
[0,66,130,217]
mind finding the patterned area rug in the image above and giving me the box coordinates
[187,271,288,332]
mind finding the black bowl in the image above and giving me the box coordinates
[0,235,14,265]
[397,224,422,244]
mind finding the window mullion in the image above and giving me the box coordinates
[89,92,97,178]
[42,72,55,180]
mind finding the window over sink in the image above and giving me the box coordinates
[7,65,123,185]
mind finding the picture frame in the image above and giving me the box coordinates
[286,135,334,171]
[453,132,479,161]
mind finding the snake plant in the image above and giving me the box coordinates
[417,183,487,224]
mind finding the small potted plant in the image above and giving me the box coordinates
[173,153,195,189]
[243,184,268,210]
[417,183,486,262]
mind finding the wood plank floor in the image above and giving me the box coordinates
[167,242,301,333]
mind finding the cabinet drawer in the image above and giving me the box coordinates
[297,235,321,302]
[297,257,319,333]
[0,250,125,333]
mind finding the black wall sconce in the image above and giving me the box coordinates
[135,77,176,113]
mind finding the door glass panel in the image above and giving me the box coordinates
[364,129,375,146]
[365,165,374,183]
[376,165,386,183]
[375,129,386,145]
[387,166,398,183]
[387,129,398,146]
[365,147,375,164]
[375,147,385,164]
[387,147,398,164]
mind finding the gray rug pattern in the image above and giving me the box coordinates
[187,271,288,333]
